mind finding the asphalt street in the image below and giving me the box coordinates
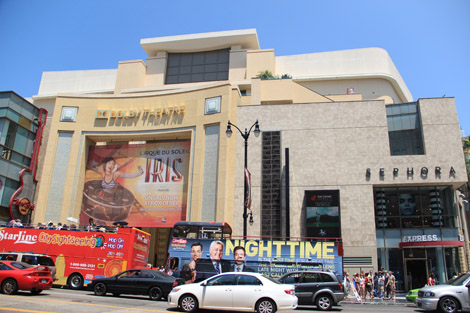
[0,288,421,313]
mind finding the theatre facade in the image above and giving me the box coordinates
[31,29,468,290]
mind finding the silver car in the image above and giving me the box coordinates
[416,273,470,313]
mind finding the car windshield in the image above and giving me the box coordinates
[446,273,470,286]
[10,262,33,269]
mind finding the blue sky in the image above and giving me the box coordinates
[1,0,469,134]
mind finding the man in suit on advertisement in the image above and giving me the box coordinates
[232,246,255,272]
[195,240,231,281]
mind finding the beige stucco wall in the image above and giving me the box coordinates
[32,85,242,228]
[236,97,466,263]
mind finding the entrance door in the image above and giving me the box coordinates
[405,259,427,290]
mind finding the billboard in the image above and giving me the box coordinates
[169,238,343,280]
[305,190,341,238]
[80,141,190,227]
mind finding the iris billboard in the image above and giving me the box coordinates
[80,141,190,227]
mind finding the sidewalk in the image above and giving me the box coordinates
[340,293,417,306]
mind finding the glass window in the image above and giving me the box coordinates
[320,273,334,282]
[302,272,321,283]
[237,274,261,286]
[166,49,230,84]
[207,274,235,286]
[13,126,29,155]
[280,272,301,284]
[386,102,424,156]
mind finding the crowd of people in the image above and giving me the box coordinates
[344,268,397,300]
[5,218,117,232]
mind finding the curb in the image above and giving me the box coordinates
[340,298,416,307]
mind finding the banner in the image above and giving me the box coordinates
[244,167,252,210]
[80,141,190,227]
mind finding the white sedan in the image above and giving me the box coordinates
[168,272,298,313]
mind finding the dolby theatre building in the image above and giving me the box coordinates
[31,29,468,290]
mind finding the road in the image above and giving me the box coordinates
[0,288,421,313]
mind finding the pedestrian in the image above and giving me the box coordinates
[378,271,385,299]
[387,271,396,300]
[365,271,374,299]
[373,272,379,297]
[427,273,435,286]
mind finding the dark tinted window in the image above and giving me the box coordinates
[21,255,35,265]
[207,274,235,286]
[320,273,335,282]
[237,275,262,286]
[303,272,321,283]
[141,271,154,278]
[0,262,11,270]
[10,262,32,269]
[0,254,17,261]
[37,256,55,266]
[386,102,424,155]
[280,273,301,284]
[166,49,229,84]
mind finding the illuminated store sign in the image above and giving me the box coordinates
[95,105,185,119]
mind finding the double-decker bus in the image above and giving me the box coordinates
[167,221,343,282]
[0,226,150,289]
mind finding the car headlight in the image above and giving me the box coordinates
[423,291,435,297]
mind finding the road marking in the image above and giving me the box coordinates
[0,295,167,312]
[0,308,55,313]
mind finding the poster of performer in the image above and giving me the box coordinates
[80,141,190,227]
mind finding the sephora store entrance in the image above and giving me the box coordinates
[375,186,465,291]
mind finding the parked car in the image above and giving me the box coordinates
[277,270,344,311]
[0,261,53,295]
[406,288,420,303]
[168,272,297,313]
[0,252,56,281]
[416,272,470,313]
[88,268,181,300]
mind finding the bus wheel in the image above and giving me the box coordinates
[93,282,107,296]
[68,273,83,290]
[149,286,162,300]
[2,279,18,295]
[179,294,198,312]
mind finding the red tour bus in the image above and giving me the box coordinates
[0,226,150,289]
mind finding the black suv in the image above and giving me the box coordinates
[278,270,345,311]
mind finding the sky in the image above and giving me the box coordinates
[1,0,469,134]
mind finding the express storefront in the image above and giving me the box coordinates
[375,186,465,291]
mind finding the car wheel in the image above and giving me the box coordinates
[179,294,198,312]
[31,288,43,295]
[68,273,83,290]
[113,293,120,297]
[438,296,460,313]
[316,294,333,311]
[256,298,277,313]
[93,282,107,296]
[1,279,18,295]
[148,286,163,301]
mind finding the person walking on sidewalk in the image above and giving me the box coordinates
[387,271,396,300]
[378,271,385,299]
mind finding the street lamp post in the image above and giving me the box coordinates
[226,120,260,239]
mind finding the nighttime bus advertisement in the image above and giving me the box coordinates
[168,237,343,282]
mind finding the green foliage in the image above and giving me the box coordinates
[256,70,274,79]
[256,71,292,80]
